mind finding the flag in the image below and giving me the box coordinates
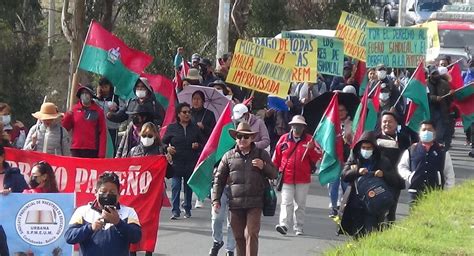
[141,73,177,137]
[448,63,463,90]
[105,130,115,158]
[402,62,430,132]
[453,84,474,131]
[371,82,382,112]
[463,67,474,85]
[188,102,235,200]
[313,93,344,185]
[354,61,368,96]
[174,60,190,91]
[352,85,378,148]
[78,21,153,99]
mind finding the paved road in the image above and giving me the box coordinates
[151,128,473,256]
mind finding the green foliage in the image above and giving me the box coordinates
[325,180,474,256]
[246,0,289,38]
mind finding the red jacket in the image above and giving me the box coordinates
[62,102,107,158]
[272,133,321,184]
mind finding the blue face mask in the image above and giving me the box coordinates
[420,130,434,143]
[360,149,373,159]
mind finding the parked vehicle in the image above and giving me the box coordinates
[436,21,474,70]
[379,0,450,26]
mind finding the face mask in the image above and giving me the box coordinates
[379,92,390,101]
[132,115,142,125]
[420,130,434,143]
[80,93,91,105]
[291,125,305,135]
[1,115,11,125]
[135,90,147,99]
[216,89,224,95]
[377,70,387,80]
[98,193,118,207]
[29,177,40,189]
[141,137,154,147]
[360,149,373,159]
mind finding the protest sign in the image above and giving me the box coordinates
[252,37,318,82]
[0,193,75,256]
[335,11,378,61]
[414,21,440,61]
[226,39,297,99]
[281,31,344,76]
[4,148,167,252]
[366,27,427,68]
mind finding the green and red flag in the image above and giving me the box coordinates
[354,61,368,96]
[188,102,235,200]
[313,93,344,185]
[352,84,378,148]
[141,73,177,137]
[402,62,430,132]
[453,84,474,131]
[371,82,382,112]
[448,63,464,90]
[78,21,153,99]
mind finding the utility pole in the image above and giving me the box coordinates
[48,0,55,50]
[398,0,407,27]
[216,0,230,66]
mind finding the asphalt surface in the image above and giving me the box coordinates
[151,128,474,256]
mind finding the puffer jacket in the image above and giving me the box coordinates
[212,144,278,210]
[272,132,321,184]
[23,122,71,156]
[428,77,452,120]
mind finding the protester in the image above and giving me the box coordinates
[216,52,233,80]
[24,102,71,156]
[191,53,202,69]
[0,144,28,194]
[330,61,353,91]
[62,85,107,158]
[163,103,203,219]
[398,120,455,205]
[232,103,270,150]
[0,102,27,148]
[0,123,10,147]
[65,172,142,255]
[273,115,321,236]
[116,104,154,158]
[200,58,218,86]
[191,90,216,143]
[297,79,328,105]
[95,77,121,150]
[427,66,454,149]
[183,68,203,87]
[23,161,59,193]
[339,131,398,236]
[107,77,165,127]
[376,111,411,223]
[212,122,278,256]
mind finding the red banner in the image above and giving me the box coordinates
[4,148,166,252]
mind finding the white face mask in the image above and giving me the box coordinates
[135,89,147,99]
[1,115,11,125]
[141,137,155,147]
[80,94,91,105]
[360,149,373,159]
[379,92,390,101]
[377,70,387,80]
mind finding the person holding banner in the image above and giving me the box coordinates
[0,144,28,194]
[23,161,59,193]
[24,102,71,156]
[65,172,142,256]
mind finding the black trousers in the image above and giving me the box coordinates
[71,149,99,158]
[386,189,401,222]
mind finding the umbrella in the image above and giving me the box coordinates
[303,92,360,134]
[178,85,231,120]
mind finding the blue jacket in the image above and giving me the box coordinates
[3,162,28,192]
[65,201,142,256]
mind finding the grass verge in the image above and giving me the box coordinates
[324,180,474,256]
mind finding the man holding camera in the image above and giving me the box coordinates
[65,172,142,255]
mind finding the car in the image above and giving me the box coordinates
[379,0,450,26]
[436,21,474,70]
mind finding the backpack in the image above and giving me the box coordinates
[355,173,395,216]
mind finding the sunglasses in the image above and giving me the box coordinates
[181,110,191,114]
[236,134,250,140]
[141,134,154,138]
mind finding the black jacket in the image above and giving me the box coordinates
[3,162,28,192]
[162,122,204,177]
[0,225,8,256]
[376,131,411,190]
[191,107,216,143]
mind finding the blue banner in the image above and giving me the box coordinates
[267,95,289,112]
[0,193,75,256]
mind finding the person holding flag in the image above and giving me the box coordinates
[95,77,121,151]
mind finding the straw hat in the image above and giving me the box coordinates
[288,115,307,126]
[184,68,203,82]
[32,102,63,120]
[228,122,257,139]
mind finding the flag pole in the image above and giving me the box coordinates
[393,61,423,108]
[440,83,471,99]
[446,58,462,69]
[368,81,381,98]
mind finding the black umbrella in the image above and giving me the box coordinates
[303,92,360,134]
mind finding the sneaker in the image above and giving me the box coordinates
[170,214,179,220]
[329,207,338,218]
[184,212,192,218]
[195,200,204,208]
[295,230,304,236]
[209,241,224,256]
[226,251,234,256]
[275,225,288,235]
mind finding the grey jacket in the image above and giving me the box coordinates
[24,122,71,156]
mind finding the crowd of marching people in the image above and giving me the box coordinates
[1,47,469,256]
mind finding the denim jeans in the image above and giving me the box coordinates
[211,186,235,252]
[328,178,348,208]
[171,176,192,216]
